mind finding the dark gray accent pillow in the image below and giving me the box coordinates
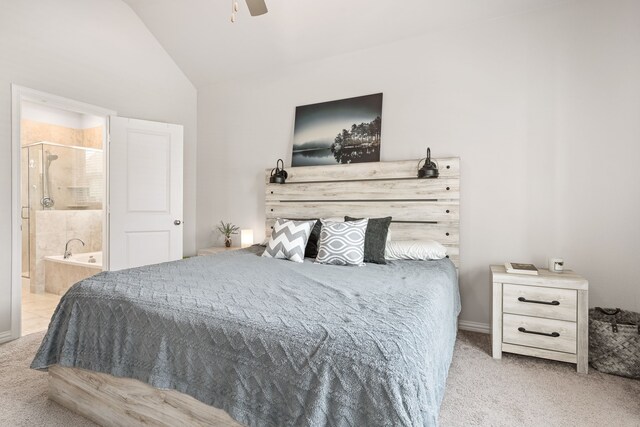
[345,216,392,264]
[305,220,323,258]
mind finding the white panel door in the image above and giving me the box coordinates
[108,117,183,271]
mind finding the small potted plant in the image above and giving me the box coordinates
[217,221,240,247]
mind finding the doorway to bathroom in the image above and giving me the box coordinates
[8,85,184,343]
[14,88,113,337]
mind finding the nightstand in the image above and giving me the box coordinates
[197,246,240,256]
[491,265,589,374]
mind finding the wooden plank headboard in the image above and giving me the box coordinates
[264,158,460,266]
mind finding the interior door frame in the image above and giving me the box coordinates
[9,85,116,342]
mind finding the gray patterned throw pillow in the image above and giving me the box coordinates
[316,219,368,266]
[262,219,316,263]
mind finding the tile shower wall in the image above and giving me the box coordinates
[21,120,104,212]
[21,119,103,149]
[36,146,104,211]
[31,210,102,293]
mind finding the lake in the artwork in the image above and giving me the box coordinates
[292,93,383,167]
[292,145,381,166]
[292,148,334,166]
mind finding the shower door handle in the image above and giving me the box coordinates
[21,207,29,220]
[174,220,182,226]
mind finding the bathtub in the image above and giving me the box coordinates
[45,251,103,269]
[44,251,102,295]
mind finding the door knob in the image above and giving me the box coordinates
[174,220,182,225]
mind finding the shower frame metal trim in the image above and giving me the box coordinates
[23,140,103,153]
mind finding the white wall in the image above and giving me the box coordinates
[22,100,106,130]
[0,0,197,338]
[197,0,640,326]
[23,101,86,130]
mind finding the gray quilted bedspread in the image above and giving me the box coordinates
[32,246,460,427]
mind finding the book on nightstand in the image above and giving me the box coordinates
[504,262,539,275]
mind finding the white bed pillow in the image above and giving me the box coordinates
[384,240,447,261]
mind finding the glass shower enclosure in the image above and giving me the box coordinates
[21,142,103,277]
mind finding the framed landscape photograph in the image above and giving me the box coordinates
[292,93,383,167]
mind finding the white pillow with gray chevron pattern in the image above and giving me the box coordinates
[316,219,369,266]
[261,219,316,263]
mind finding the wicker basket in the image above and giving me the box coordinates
[589,307,640,379]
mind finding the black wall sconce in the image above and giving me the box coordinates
[269,159,288,184]
[417,148,439,179]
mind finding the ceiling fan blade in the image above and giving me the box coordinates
[245,0,268,16]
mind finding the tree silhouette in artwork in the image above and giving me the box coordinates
[330,116,381,164]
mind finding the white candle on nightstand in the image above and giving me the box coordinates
[241,229,254,248]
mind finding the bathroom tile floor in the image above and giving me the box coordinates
[21,278,61,336]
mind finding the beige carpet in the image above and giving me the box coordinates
[1,331,638,427]
[440,332,639,426]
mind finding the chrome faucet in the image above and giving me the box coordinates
[64,238,85,259]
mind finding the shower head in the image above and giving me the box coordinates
[46,152,59,162]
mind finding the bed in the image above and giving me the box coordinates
[31,158,461,426]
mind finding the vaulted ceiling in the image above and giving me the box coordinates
[123,0,563,88]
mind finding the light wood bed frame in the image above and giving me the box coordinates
[48,158,460,426]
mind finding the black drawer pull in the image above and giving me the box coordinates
[518,297,560,306]
[518,327,560,338]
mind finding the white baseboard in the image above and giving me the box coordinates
[458,320,490,334]
[0,330,14,344]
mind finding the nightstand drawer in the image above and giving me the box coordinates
[503,313,576,354]
[503,283,577,321]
